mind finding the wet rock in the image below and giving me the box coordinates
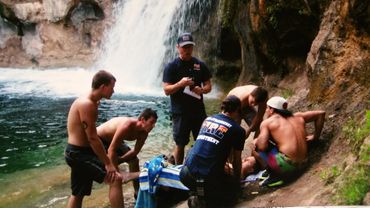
[0,16,18,48]
[70,1,104,28]
[43,0,74,22]
[21,24,42,57]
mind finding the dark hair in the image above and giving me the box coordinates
[251,87,268,103]
[91,70,116,89]
[221,95,241,113]
[273,108,293,117]
[139,108,158,120]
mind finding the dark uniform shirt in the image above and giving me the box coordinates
[162,57,212,115]
[184,113,246,177]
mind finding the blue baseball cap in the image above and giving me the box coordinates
[177,33,195,47]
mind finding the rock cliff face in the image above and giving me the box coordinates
[227,0,370,206]
[0,0,112,68]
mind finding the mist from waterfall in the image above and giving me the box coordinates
[96,0,180,95]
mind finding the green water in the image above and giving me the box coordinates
[0,92,221,207]
[0,94,175,207]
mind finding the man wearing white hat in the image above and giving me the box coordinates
[253,96,325,187]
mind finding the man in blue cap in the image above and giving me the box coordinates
[162,32,212,165]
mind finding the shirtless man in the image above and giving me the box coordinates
[228,85,268,138]
[65,70,124,208]
[97,108,158,196]
[254,96,325,186]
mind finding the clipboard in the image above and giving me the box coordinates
[183,86,201,99]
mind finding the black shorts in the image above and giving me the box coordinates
[172,113,206,146]
[65,144,106,196]
[101,140,138,163]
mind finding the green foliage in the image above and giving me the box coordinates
[342,110,370,152]
[281,88,294,98]
[220,0,239,29]
[335,165,369,205]
[329,111,370,205]
[265,0,311,30]
[320,165,341,185]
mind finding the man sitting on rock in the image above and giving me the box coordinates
[254,96,325,187]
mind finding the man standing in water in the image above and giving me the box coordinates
[65,70,124,208]
[228,85,268,138]
[162,32,212,165]
[97,108,158,197]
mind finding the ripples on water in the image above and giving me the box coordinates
[0,89,220,207]
[0,93,174,175]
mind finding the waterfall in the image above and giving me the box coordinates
[0,0,219,98]
[96,0,180,95]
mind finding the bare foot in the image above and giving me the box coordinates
[121,171,140,184]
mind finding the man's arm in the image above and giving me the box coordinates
[255,121,270,151]
[119,137,146,163]
[80,102,117,181]
[107,121,132,165]
[162,77,194,96]
[247,102,267,136]
[231,149,242,180]
[295,110,326,141]
[191,79,212,95]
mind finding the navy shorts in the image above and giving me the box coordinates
[172,113,206,146]
[65,144,106,196]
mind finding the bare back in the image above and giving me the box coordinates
[228,85,258,108]
[266,115,307,162]
[97,117,147,143]
[67,96,98,147]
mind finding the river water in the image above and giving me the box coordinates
[0,67,178,207]
[0,67,221,207]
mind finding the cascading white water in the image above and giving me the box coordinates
[0,0,221,98]
[97,0,181,95]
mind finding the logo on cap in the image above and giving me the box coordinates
[177,33,195,47]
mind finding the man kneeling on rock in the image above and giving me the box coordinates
[180,95,246,207]
[253,96,325,187]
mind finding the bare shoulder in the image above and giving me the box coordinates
[74,96,95,108]
[228,85,257,97]
[117,117,136,129]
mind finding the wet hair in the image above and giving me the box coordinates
[250,87,268,103]
[139,108,158,120]
[91,70,116,89]
[221,95,241,113]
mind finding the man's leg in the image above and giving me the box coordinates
[67,195,83,208]
[252,150,267,170]
[242,156,256,178]
[173,145,185,165]
[172,114,189,165]
[109,179,124,208]
[128,157,140,196]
